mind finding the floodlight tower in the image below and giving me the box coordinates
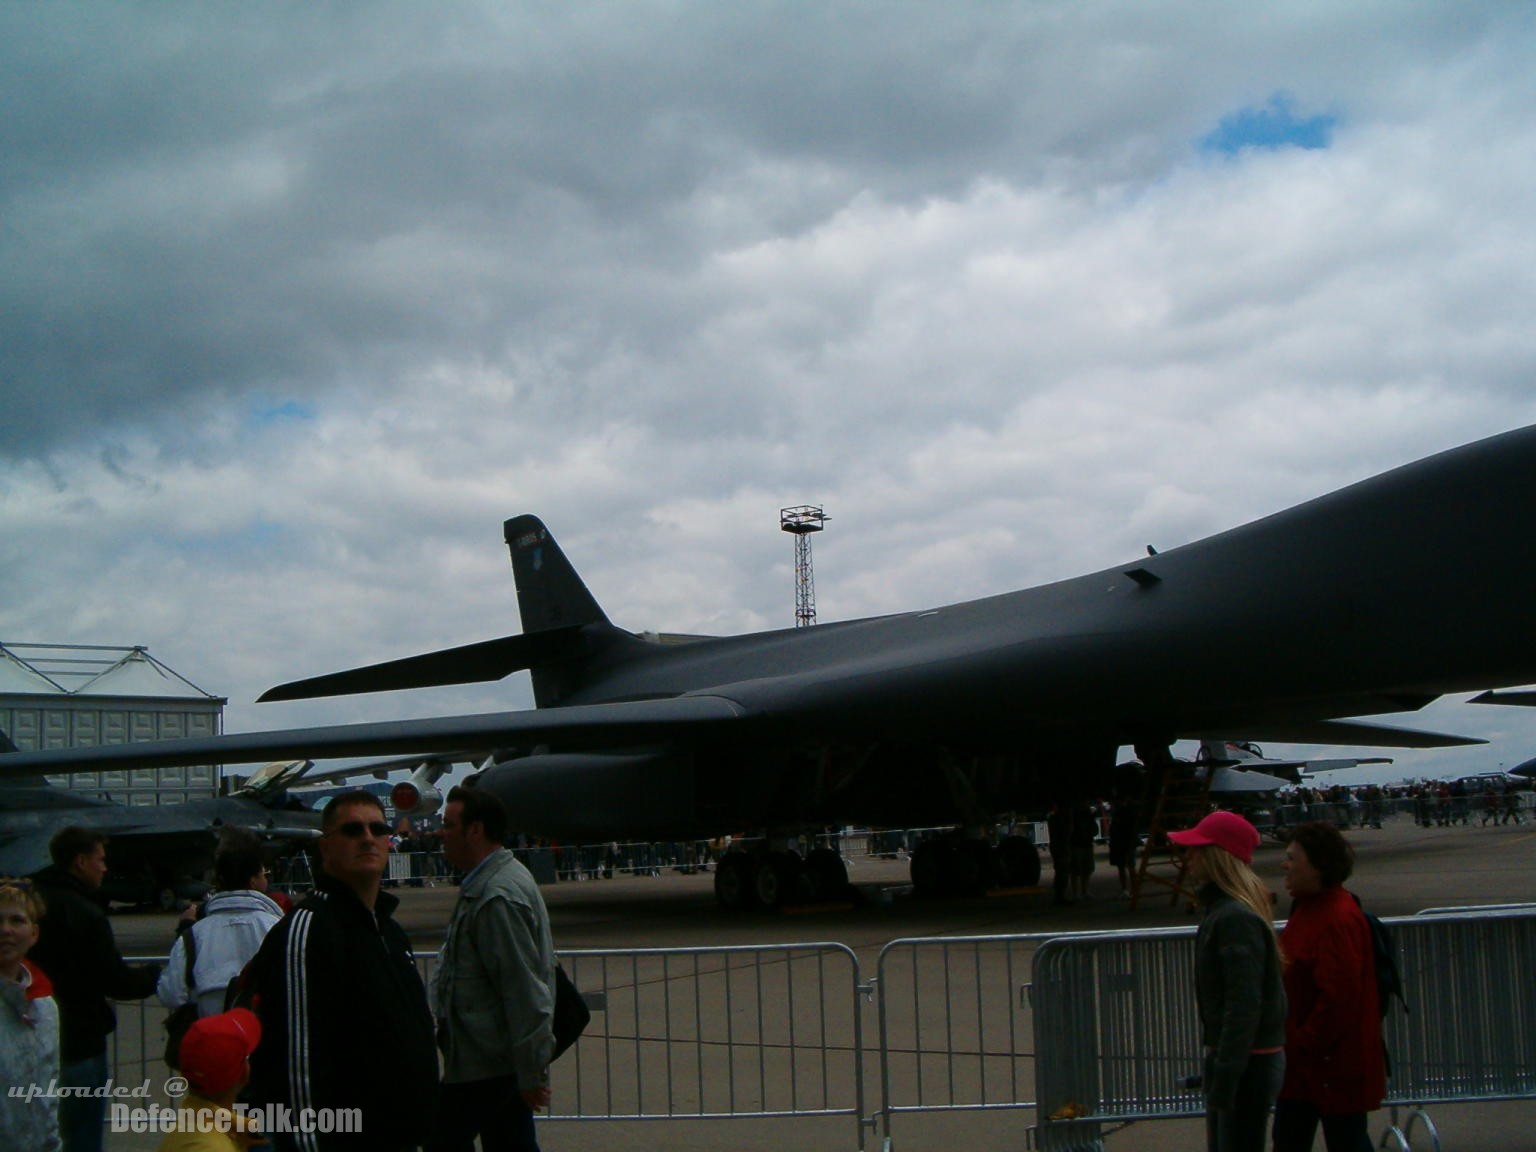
[780,505,828,627]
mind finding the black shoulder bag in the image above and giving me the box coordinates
[551,962,590,1061]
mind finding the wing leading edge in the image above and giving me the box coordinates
[0,694,747,777]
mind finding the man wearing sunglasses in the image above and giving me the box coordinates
[246,791,439,1150]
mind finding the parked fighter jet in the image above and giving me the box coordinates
[7,426,1536,907]
[0,755,322,907]
[1194,739,1392,786]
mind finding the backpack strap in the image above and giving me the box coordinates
[182,919,199,998]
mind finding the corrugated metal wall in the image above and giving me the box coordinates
[1,695,222,804]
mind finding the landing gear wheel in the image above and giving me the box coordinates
[805,848,849,902]
[938,840,993,896]
[754,852,808,909]
[997,835,1042,887]
[714,853,757,911]
[910,840,943,897]
[911,839,993,897]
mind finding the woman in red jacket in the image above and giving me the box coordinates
[1272,822,1385,1152]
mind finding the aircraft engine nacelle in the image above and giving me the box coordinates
[390,779,443,818]
[476,749,696,841]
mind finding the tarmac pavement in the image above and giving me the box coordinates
[94,814,1536,1150]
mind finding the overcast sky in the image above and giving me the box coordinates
[4,2,1536,790]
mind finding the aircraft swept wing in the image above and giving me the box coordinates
[1194,739,1393,785]
[9,426,1536,904]
[0,754,323,907]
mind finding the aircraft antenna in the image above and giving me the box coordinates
[780,505,828,627]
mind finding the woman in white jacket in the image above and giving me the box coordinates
[158,828,284,1017]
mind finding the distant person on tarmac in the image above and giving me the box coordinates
[1047,801,1073,906]
[1169,811,1286,1152]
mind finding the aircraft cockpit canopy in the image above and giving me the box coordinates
[236,759,314,798]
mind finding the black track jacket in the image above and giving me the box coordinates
[246,874,439,1150]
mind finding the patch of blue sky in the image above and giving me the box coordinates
[153,519,288,557]
[1200,93,1337,155]
[249,399,316,427]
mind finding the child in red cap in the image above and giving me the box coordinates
[156,1008,262,1151]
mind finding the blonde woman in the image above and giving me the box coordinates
[1169,811,1287,1152]
[0,879,60,1152]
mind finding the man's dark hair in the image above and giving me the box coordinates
[49,826,107,870]
[1289,821,1355,888]
[214,826,265,891]
[448,785,508,845]
[320,790,387,830]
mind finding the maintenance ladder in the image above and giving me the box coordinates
[1128,760,1212,910]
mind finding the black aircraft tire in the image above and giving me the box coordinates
[714,854,757,911]
[910,841,943,897]
[753,852,806,909]
[939,840,986,896]
[805,848,849,902]
[997,836,1042,887]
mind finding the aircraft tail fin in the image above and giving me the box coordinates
[504,515,611,633]
[260,517,628,707]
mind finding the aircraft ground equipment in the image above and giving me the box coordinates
[1129,755,1214,910]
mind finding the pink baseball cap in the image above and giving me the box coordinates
[1167,810,1261,865]
[178,1008,262,1097]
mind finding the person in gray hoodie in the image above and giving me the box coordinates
[430,785,557,1152]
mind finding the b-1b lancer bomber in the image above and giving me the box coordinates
[8,426,1536,909]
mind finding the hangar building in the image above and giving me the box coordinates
[0,642,226,805]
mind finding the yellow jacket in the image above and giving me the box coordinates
[153,1094,255,1152]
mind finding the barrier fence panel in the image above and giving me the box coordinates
[114,944,870,1146]
[1384,910,1536,1104]
[540,944,872,1148]
[1023,910,1536,1152]
[1029,927,1203,1152]
[875,932,1055,1150]
[107,957,171,1106]
[1378,909,1536,1151]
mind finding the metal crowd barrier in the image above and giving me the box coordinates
[111,908,1536,1151]
[870,926,1207,1150]
[873,930,1049,1149]
[1029,928,1204,1151]
[551,944,870,1148]
[112,943,873,1149]
[1268,792,1531,834]
[1376,909,1536,1151]
[549,840,716,880]
[1024,909,1536,1152]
